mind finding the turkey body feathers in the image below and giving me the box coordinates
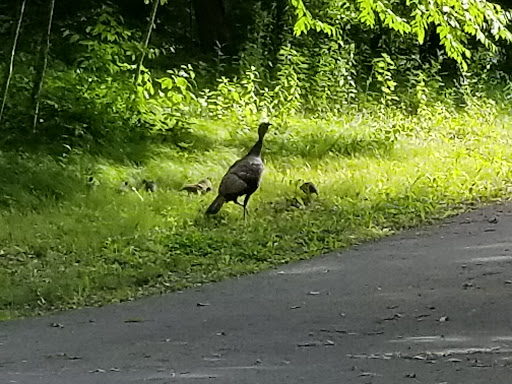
[206,122,270,216]
[205,195,225,214]
[220,156,263,198]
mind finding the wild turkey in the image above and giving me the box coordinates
[206,122,271,218]
[300,182,319,196]
[117,180,144,201]
[197,178,213,192]
[117,181,131,194]
[181,178,212,195]
[87,176,99,189]
[143,179,157,192]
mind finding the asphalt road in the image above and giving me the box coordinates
[2,204,512,384]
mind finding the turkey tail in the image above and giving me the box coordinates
[206,195,225,215]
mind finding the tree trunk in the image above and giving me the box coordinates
[134,0,159,85]
[32,0,55,133]
[192,0,230,51]
[0,0,27,124]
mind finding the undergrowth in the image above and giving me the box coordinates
[1,102,512,320]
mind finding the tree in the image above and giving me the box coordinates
[0,0,27,124]
[134,0,162,85]
[32,0,56,132]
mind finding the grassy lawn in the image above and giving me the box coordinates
[1,102,512,320]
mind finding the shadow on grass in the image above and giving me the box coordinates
[0,138,157,210]
[0,151,83,209]
[151,121,397,160]
[266,132,396,159]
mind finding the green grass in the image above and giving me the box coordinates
[1,101,512,320]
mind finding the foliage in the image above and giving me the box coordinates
[0,3,200,141]
[290,0,336,36]
[292,0,512,70]
[1,0,510,140]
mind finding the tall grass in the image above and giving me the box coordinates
[1,102,512,319]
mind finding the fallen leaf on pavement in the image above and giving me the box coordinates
[297,341,321,347]
[381,313,403,321]
[463,282,474,289]
[359,372,377,377]
[446,358,462,363]
[47,352,81,360]
[89,368,106,373]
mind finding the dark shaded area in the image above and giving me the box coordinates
[192,0,230,52]
[0,150,85,209]
[266,132,396,160]
[491,0,512,9]
[0,136,159,211]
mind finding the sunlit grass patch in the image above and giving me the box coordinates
[1,104,512,319]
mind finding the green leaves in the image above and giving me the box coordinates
[292,0,512,71]
[358,0,412,34]
[290,0,336,36]
[372,53,398,100]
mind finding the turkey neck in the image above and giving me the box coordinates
[247,133,266,157]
